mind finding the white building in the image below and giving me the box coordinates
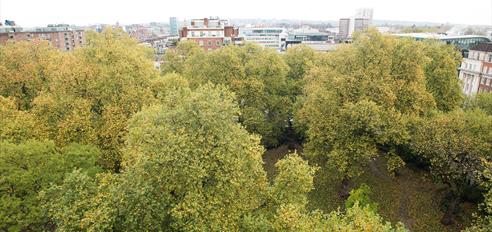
[460,58,483,96]
[339,8,373,41]
[239,27,285,50]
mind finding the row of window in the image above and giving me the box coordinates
[469,51,492,62]
[198,40,222,47]
[481,77,492,86]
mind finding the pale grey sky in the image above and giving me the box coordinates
[1,0,491,26]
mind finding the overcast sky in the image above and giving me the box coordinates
[1,0,491,27]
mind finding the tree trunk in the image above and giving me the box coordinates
[440,184,462,226]
[338,176,351,199]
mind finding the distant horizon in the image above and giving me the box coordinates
[3,18,487,28]
[1,0,491,27]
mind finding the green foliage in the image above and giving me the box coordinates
[409,109,492,183]
[387,153,406,177]
[326,203,408,232]
[345,184,378,212]
[149,73,190,101]
[0,96,46,143]
[0,141,100,231]
[464,161,492,231]
[0,40,63,110]
[163,43,292,147]
[422,41,463,112]
[298,30,433,179]
[45,84,270,231]
[29,28,158,171]
[466,92,492,115]
[161,40,204,74]
[272,153,318,207]
[408,109,492,205]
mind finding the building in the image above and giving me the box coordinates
[338,10,372,41]
[169,17,179,36]
[338,18,351,41]
[459,43,492,96]
[356,8,374,23]
[354,18,370,33]
[0,24,85,51]
[394,33,491,56]
[179,17,240,51]
[285,30,337,52]
[240,27,285,50]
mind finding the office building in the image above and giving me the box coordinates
[339,8,373,41]
[179,17,240,51]
[339,18,351,41]
[354,18,370,33]
[0,24,85,51]
[356,8,374,23]
[285,30,337,52]
[240,27,284,50]
[170,17,179,36]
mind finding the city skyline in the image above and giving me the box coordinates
[0,0,491,27]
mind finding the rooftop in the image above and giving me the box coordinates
[393,33,490,40]
[470,43,492,52]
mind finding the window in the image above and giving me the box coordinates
[208,41,212,46]
[488,54,492,62]
[216,40,221,46]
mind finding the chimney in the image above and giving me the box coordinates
[204,18,209,27]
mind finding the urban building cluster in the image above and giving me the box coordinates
[2,11,492,97]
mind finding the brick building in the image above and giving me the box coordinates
[459,43,492,96]
[0,24,85,51]
[179,17,240,51]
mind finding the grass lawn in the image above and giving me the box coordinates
[263,144,477,232]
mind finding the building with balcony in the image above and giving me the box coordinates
[0,24,85,51]
[179,17,240,51]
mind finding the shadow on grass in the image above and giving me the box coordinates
[263,144,477,232]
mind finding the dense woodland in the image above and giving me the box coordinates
[1,28,492,231]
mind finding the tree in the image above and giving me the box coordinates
[179,44,292,147]
[161,40,204,74]
[0,96,46,143]
[31,28,158,171]
[463,161,492,231]
[325,203,407,232]
[44,84,405,231]
[466,92,492,115]
[0,141,100,231]
[0,40,63,110]
[45,84,269,231]
[422,41,463,112]
[408,109,492,224]
[296,30,438,195]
